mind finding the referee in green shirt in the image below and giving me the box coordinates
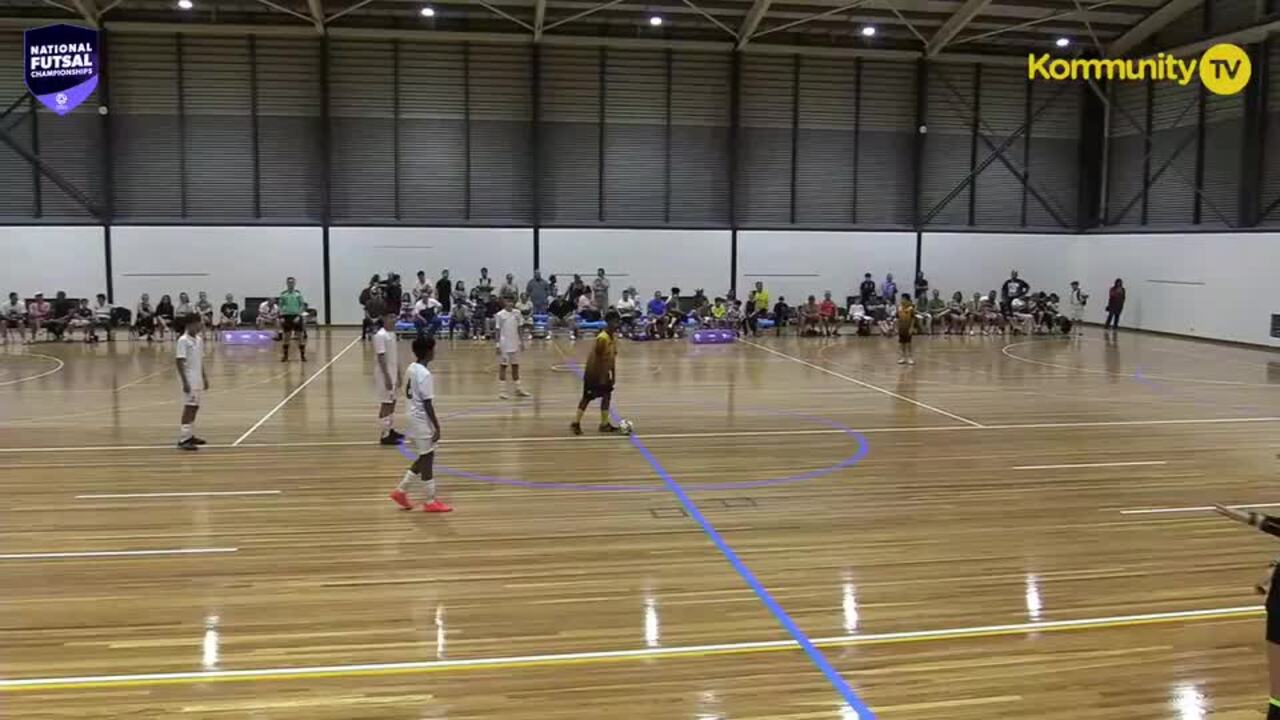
[279,276,307,362]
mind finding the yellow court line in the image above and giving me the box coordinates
[0,606,1262,693]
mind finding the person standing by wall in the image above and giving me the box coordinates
[278,276,307,362]
[1068,281,1088,330]
[859,273,876,307]
[1104,278,1125,330]
[435,270,452,316]
[1001,270,1030,317]
[914,271,929,305]
[527,270,550,315]
[592,268,610,311]
[881,273,898,306]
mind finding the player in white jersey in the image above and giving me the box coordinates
[372,306,405,446]
[389,337,452,513]
[493,296,530,400]
[174,314,210,451]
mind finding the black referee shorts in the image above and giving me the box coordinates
[581,382,613,403]
[281,314,302,333]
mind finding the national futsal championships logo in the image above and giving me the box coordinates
[1028,43,1252,96]
[23,23,100,115]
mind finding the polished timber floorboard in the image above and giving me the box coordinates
[1,327,1278,718]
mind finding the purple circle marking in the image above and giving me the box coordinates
[400,405,870,493]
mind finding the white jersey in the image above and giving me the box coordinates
[494,308,522,354]
[372,328,399,389]
[3,300,26,319]
[405,362,435,423]
[175,334,205,391]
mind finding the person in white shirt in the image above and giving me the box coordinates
[2,291,28,345]
[174,314,209,451]
[413,271,430,303]
[90,293,113,343]
[388,336,452,513]
[372,306,405,447]
[615,289,639,336]
[1068,281,1088,325]
[257,298,280,331]
[494,296,530,400]
[413,290,443,336]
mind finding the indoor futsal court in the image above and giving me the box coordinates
[1,329,1278,718]
[3,0,1280,718]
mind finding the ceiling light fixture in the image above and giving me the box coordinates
[420,6,436,17]
[177,0,193,9]
[649,15,663,26]
[1055,37,1070,48]
[861,25,876,37]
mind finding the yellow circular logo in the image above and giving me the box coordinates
[1199,43,1251,95]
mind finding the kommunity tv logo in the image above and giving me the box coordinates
[1028,43,1252,96]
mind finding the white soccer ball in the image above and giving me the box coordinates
[618,419,634,435]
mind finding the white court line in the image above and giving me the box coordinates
[0,604,1261,690]
[1119,502,1280,516]
[111,368,171,392]
[75,490,281,499]
[231,336,362,446]
[1001,339,1280,387]
[739,339,986,428]
[0,416,1277,455]
[0,353,66,388]
[1013,460,1168,471]
[0,547,238,560]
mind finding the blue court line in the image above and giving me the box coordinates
[563,361,876,718]
[624,431,876,718]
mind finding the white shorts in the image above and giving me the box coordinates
[498,350,519,366]
[406,418,437,454]
[182,389,202,407]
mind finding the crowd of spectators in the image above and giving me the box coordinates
[3,282,311,346]
[352,266,1110,344]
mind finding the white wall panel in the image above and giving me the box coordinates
[329,227,533,324]
[111,226,325,320]
[922,232,1083,305]
[539,229,731,303]
[0,226,106,301]
[1075,233,1280,346]
[737,231,915,307]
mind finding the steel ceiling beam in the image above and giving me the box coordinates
[533,0,546,40]
[735,0,771,49]
[927,0,992,56]
[751,0,870,42]
[952,0,1127,48]
[1158,16,1280,56]
[305,0,326,32]
[477,0,536,32]
[251,0,318,26]
[542,0,628,32]
[68,0,99,27]
[1107,0,1200,56]
[682,0,738,40]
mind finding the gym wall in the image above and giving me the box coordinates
[110,226,326,321]
[3,225,1277,347]
[0,226,106,301]
[328,227,534,325]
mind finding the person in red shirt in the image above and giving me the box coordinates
[819,291,839,337]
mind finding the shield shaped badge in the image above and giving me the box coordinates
[23,24,100,116]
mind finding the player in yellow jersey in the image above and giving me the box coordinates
[571,310,621,435]
[896,293,916,366]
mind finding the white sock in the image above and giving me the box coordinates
[398,470,419,493]
[424,478,436,502]
[380,415,393,437]
[179,424,194,441]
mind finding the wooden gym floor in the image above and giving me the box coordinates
[1,327,1278,719]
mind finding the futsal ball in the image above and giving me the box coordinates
[1011,298,1026,311]
[618,419,634,435]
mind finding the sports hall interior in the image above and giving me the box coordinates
[2,0,1279,718]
